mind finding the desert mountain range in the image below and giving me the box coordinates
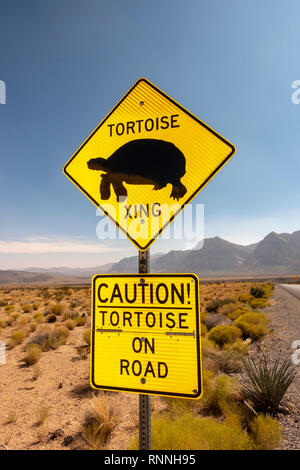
[1,230,300,284]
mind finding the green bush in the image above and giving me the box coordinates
[208,325,242,347]
[128,412,254,450]
[234,313,268,339]
[249,298,268,309]
[227,306,250,321]
[250,415,281,449]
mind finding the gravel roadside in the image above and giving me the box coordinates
[249,285,300,450]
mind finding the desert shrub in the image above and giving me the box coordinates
[33,312,44,323]
[206,298,236,313]
[217,350,243,373]
[82,395,116,449]
[250,415,281,449]
[65,319,75,330]
[32,364,41,380]
[218,302,238,316]
[22,304,33,313]
[202,374,235,416]
[30,325,69,351]
[45,314,57,323]
[250,287,265,298]
[261,283,274,297]
[238,294,252,304]
[224,338,249,355]
[234,313,268,339]
[29,321,38,332]
[9,329,26,347]
[0,301,7,307]
[51,303,64,315]
[24,343,42,365]
[241,357,296,416]
[75,315,87,326]
[32,303,39,310]
[128,412,253,450]
[5,305,14,313]
[248,298,268,309]
[17,314,31,326]
[208,325,242,347]
[227,306,250,321]
[83,329,91,346]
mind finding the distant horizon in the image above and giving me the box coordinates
[2,227,299,271]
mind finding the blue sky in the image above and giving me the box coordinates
[1,0,300,268]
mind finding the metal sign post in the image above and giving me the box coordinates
[138,249,151,450]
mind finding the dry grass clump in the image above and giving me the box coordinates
[50,303,64,315]
[36,406,50,426]
[201,374,238,416]
[250,414,281,449]
[5,305,14,313]
[22,304,33,313]
[65,319,76,330]
[9,329,27,347]
[206,298,236,313]
[83,329,91,346]
[29,324,70,351]
[17,313,31,326]
[33,312,44,323]
[234,312,268,339]
[81,395,116,449]
[216,350,244,373]
[32,364,41,380]
[208,325,242,347]
[24,343,42,365]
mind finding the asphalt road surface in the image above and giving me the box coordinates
[280,283,300,300]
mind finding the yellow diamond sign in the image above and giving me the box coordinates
[63,78,236,250]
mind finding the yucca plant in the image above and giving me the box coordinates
[241,357,296,416]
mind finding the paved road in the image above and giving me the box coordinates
[280,283,300,300]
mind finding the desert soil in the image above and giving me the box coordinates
[0,322,167,450]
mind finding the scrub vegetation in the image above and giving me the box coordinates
[0,281,293,450]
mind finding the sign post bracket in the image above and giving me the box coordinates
[138,249,151,450]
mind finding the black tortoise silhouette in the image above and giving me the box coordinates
[87,138,187,202]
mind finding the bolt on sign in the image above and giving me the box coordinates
[63,78,236,250]
[91,274,202,398]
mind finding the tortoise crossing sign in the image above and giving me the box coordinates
[90,274,202,398]
[63,78,236,250]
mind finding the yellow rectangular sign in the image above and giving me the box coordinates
[63,78,236,251]
[91,274,202,398]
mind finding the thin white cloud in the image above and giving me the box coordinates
[0,238,122,254]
